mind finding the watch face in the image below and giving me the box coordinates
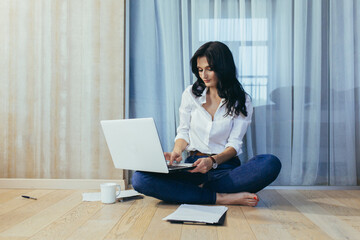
[212,163,218,169]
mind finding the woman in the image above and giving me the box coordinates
[132,41,281,206]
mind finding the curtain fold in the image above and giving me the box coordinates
[330,0,359,185]
[129,0,188,151]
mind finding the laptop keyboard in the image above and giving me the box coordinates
[167,163,194,170]
[168,165,187,170]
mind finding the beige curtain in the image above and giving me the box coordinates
[0,0,125,180]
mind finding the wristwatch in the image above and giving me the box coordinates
[209,155,218,169]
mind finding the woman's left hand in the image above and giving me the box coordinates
[189,157,213,173]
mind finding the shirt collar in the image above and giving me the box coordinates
[197,87,226,105]
[198,87,207,104]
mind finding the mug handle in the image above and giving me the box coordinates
[115,184,121,198]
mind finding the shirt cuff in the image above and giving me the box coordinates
[225,142,243,156]
[174,133,190,145]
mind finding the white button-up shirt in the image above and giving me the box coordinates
[175,85,253,156]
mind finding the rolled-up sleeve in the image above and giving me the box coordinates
[174,89,192,144]
[225,98,253,155]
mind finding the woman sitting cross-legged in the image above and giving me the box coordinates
[132,41,281,206]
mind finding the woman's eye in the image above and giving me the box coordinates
[198,69,203,72]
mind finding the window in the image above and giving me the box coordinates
[198,18,269,106]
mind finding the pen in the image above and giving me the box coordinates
[21,195,37,200]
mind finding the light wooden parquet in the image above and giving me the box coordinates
[0,189,359,240]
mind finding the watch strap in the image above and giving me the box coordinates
[209,155,216,164]
[209,155,218,169]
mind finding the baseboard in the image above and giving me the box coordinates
[1,179,357,191]
[0,178,126,190]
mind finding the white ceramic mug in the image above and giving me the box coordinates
[100,183,121,204]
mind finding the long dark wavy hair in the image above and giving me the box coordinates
[190,41,248,117]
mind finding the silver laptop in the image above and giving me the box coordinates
[100,118,194,173]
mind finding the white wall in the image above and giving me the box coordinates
[0,0,126,180]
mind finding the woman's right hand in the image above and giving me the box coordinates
[164,151,182,165]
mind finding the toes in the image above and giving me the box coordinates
[244,192,259,201]
[248,201,257,207]
[251,194,259,202]
[243,198,258,207]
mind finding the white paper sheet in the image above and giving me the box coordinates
[163,204,228,224]
[82,189,141,202]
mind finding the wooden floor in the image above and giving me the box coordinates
[0,189,359,240]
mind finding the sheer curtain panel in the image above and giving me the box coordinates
[128,0,360,186]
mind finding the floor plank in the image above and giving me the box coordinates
[259,189,331,240]
[217,205,256,240]
[0,189,15,196]
[0,190,53,216]
[181,223,218,240]
[300,190,360,216]
[104,196,158,240]
[337,190,360,210]
[28,200,103,240]
[278,190,360,240]
[142,202,182,240]
[345,190,360,199]
[300,190,360,235]
[0,189,359,240]
[0,190,69,233]
[241,197,295,240]
[0,191,82,238]
[0,237,28,240]
[66,199,135,240]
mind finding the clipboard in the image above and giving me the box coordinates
[163,204,228,225]
[167,211,227,225]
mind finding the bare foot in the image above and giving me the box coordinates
[216,192,259,206]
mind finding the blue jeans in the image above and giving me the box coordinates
[132,154,281,204]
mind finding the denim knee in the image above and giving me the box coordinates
[265,154,282,179]
[132,171,148,194]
